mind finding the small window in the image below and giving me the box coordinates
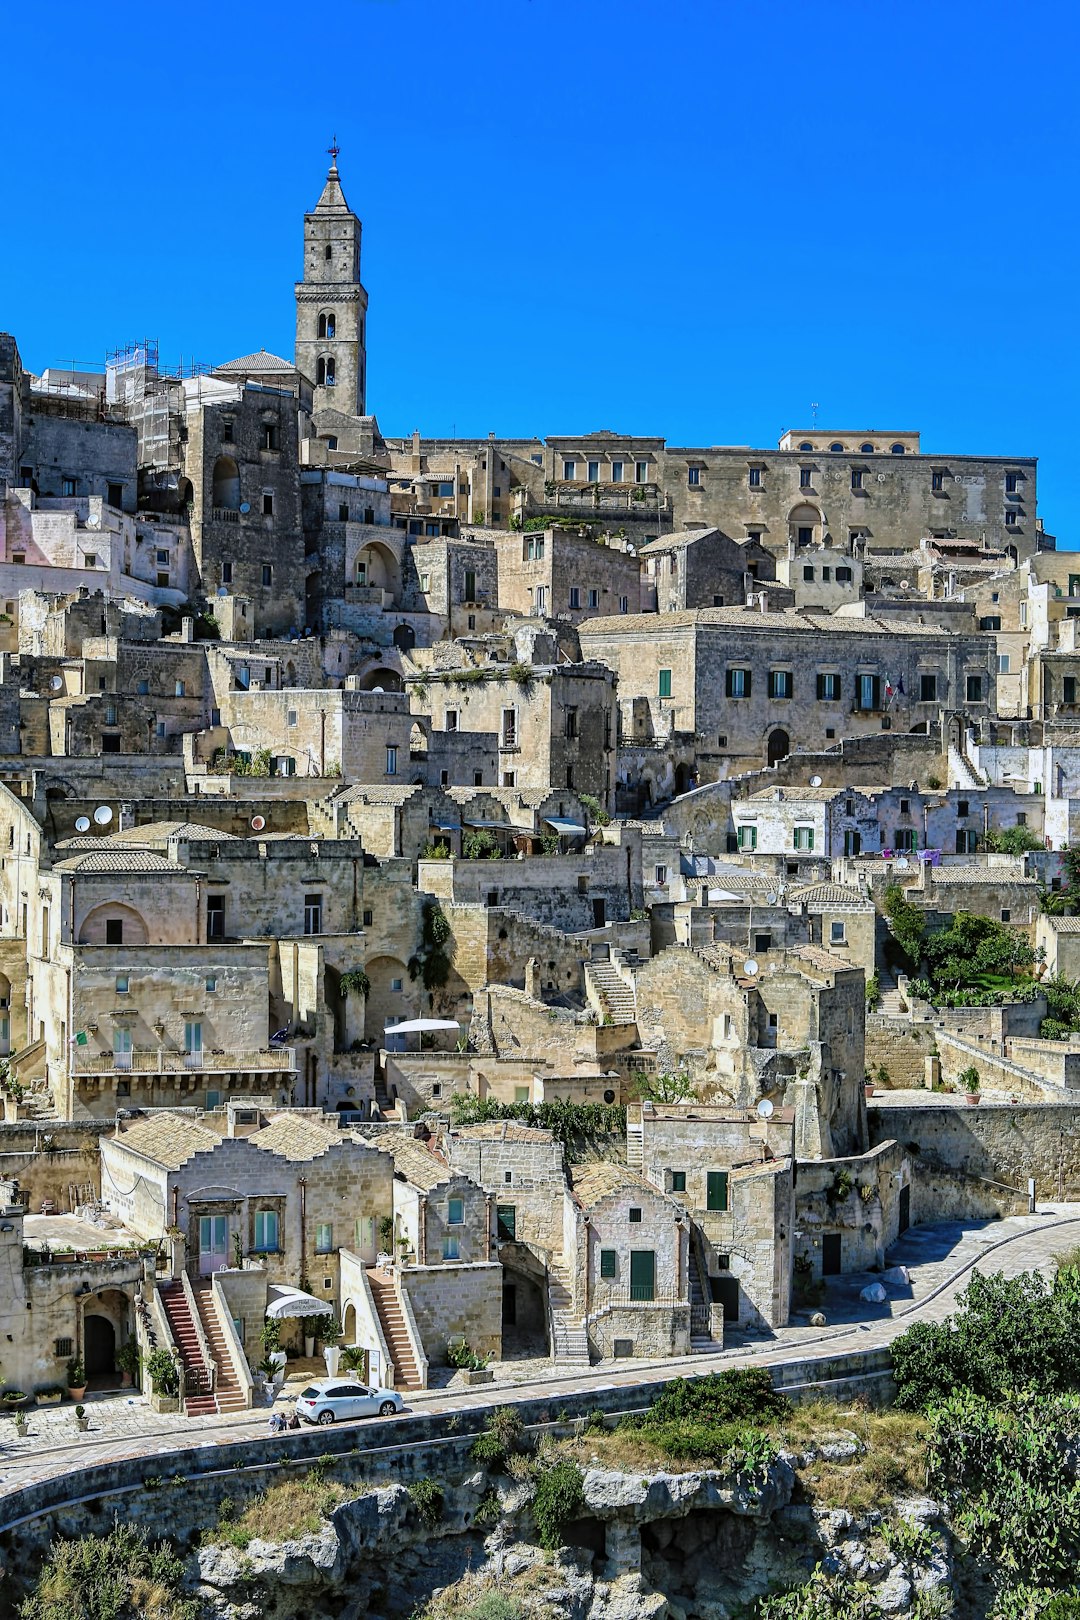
[1001,908,1011,923]
[562,459,576,480]
[800,467,812,489]
[920,674,937,702]
[748,466,762,488]
[391,976,403,992]
[726,667,751,698]
[768,669,792,699]
[737,824,758,850]
[628,1207,642,1224]
[611,460,624,483]
[829,442,844,453]
[755,933,771,953]
[851,469,864,491]
[998,654,1011,674]
[687,465,701,487]
[569,586,580,609]
[817,672,840,701]
[658,668,672,698]
[635,460,649,483]
[587,460,599,482]
[105,918,124,944]
[1064,676,1077,706]
[600,1248,617,1278]
[966,674,984,702]
[205,977,217,992]
[793,826,815,851]
[253,1210,279,1252]
[304,894,323,935]
[803,565,815,582]
[830,921,846,944]
[222,561,233,585]
[62,477,77,497]
[587,587,600,610]
[54,1336,74,1360]
[115,974,129,993]
[620,595,629,614]
[836,566,852,583]
[315,1222,333,1253]
[261,564,273,587]
[448,1197,464,1225]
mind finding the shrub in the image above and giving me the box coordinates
[647,1369,789,1428]
[532,1459,585,1550]
[144,1348,180,1397]
[407,1476,444,1530]
[447,1339,490,1372]
[470,1405,525,1469]
[19,1519,198,1619]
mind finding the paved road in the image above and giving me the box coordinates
[2,1206,1076,1503]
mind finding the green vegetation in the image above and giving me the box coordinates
[900,907,1036,1006]
[892,1263,1080,1410]
[614,1369,785,1474]
[338,968,370,1000]
[144,1348,180,1397]
[449,1094,625,1154]
[985,825,1043,855]
[1040,975,1080,1040]
[461,828,501,860]
[20,1520,198,1619]
[408,899,454,990]
[864,973,880,1010]
[447,1338,490,1372]
[407,1477,445,1530]
[883,883,926,968]
[578,793,611,827]
[1042,848,1080,916]
[531,1460,585,1550]
[470,1405,526,1471]
[629,1066,696,1105]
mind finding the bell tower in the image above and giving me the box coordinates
[294,142,368,418]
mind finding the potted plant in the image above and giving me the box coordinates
[116,1340,140,1389]
[35,1385,64,1407]
[398,1235,413,1267]
[446,1338,493,1386]
[74,1403,89,1433]
[340,1345,366,1380]
[145,1348,181,1413]
[320,1314,343,1377]
[13,1411,28,1438]
[958,1063,982,1105]
[66,1357,87,1401]
[261,1316,287,1378]
[1,1387,30,1410]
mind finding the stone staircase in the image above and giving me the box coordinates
[586,960,636,1025]
[626,1113,644,1170]
[548,1262,589,1364]
[158,1279,215,1416]
[191,1279,248,1413]
[688,1246,722,1352]
[367,1270,422,1389]
[372,1071,393,1119]
[948,743,987,790]
[875,967,907,1018]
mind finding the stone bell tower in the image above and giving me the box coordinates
[294,142,368,418]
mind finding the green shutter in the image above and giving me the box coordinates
[658,669,672,698]
[448,1198,464,1225]
[629,1250,656,1301]
[706,1171,729,1212]
[599,1249,616,1279]
[496,1205,516,1241]
[671,1171,686,1193]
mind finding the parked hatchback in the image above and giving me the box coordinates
[294,1378,403,1425]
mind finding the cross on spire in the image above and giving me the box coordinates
[327,135,340,167]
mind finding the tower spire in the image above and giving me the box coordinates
[327,134,340,171]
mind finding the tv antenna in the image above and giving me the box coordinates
[811,401,820,426]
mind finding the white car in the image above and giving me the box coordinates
[294,1377,403,1425]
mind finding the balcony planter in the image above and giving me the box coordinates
[457,1367,494,1386]
[965,1092,982,1106]
[864,1084,875,1100]
[34,1387,63,1407]
[148,1391,180,1413]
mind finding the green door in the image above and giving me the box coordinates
[496,1205,516,1241]
[629,1250,655,1301]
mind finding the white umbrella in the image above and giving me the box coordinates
[383,1019,461,1035]
[266,1284,332,1319]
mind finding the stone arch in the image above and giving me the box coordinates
[211,457,240,511]
[788,503,822,549]
[766,728,790,767]
[365,954,413,1049]
[353,538,402,601]
[81,1285,134,1387]
[78,902,149,946]
[356,666,403,693]
[393,622,416,652]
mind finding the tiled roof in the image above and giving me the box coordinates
[638,527,725,554]
[791,944,858,974]
[53,850,179,874]
[931,865,1037,887]
[112,1112,222,1169]
[110,821,240,845]
[215,350,295,374]
[334,785,424,806]
[250,1115,341,1161]
[701,871,775,893]
[452,1122,555,1144]
[790,882,872,907]
[572,1161,665,1209]
[580,606,961,637]
[375,1135,451,1190]
[1047,916,1080,933]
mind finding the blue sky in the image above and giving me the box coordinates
[5,0,1078,540]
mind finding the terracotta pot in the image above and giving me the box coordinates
[864,1085,875,1099]
[67,1385,87,1401]
[965,1092,981,1106]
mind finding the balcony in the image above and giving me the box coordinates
[210,507,240,524]
[72,1046,296,1077]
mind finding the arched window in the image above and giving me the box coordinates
[324,243,332,261]
[324,357,335,386]
[829,442,845,453]
[860,442,875,453]
[316,356,337,387]
[798,441,813,451]
[890,443,906,455]
[211,456,240,511]
[318,312,336,339]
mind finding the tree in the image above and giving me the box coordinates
[630,1067,696,1105]
[921,911,1033,990]
[883,884,926,968]
[985,825,1043,855]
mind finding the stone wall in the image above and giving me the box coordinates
[866,1098,1080,1209]
[865,1016,936,1089]
[400,1260,502,1361]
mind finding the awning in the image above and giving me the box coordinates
[432,819,461,831]
[544,817,587,837]
[266,1285,332,1320]
[384,1018,461,1035]
[462,818,517,832]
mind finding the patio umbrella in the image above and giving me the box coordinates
[383,1017,461,1052]
[266,1284,332,1319]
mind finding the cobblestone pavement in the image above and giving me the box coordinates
[1,1205,1076,1501]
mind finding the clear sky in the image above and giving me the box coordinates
[5,0,1078,541]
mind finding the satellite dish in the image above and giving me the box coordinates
[93,805,113,826]
[895,856,909,872]
[809,774,823,787]
[757,1098,774,1120]
[250,815,266,832]
[216,586,229,598]
[49,675,63,691]
[743,958,759,977]
[766,892,778,905]
[74,815,91,833]
[901,579,911,590]
[372,686,384,694]
[239,502,250,514]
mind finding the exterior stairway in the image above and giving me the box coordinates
[367,1270,422,1389]
[191,1279,248,1413]
[158,1279,215,1416]
[875,967,907,1018]
[948,743,987,789]
[586,960,636,1025]
[688,1246,722,1352]
[548,1262,589,1363]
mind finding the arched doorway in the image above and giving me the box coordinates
[84,1313,116,1378]
[393,623,416,652]
[767,729,790,767]
[211,457,240,511]
[788,503,821,549]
